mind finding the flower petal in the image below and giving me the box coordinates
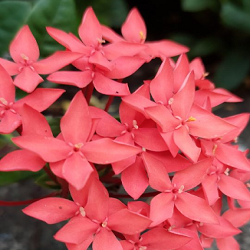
[121,8,146,43]
[14,67,43,93]
[93,228,123,250]
[175,192,218,224]
[22,197,78,224]
[121,157,148,200]
[0,110,21,134]
[79,7,102,47]
[0,64,15,102]
[62,153,93,190]
[61,91,91,144]
[93,72,130,96]
[10,25,39,63]
[33,51,81,74]
[0,149,45,172]
[82,138,141,164]
[12,135,71,162]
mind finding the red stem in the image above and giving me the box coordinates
[0,191,60,206]
[104,96,114,112]
[85,82,94,104]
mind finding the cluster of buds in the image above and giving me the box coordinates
[0,7,250,250]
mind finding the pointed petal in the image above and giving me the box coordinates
[79,7,102,47]
[188,104,236,139]
[173,158,213,191]
[22,197,78,224]
[216,236,240,250]
[89,53,112,73]
[122,94,156,117]
[82,138,141,164]
[54,216,98,244]
[50,160,64,178]
[133,128,168,151]
[0,58,19,75]
[93,228,123,250]
[89,106,125,137]
[121,8,146,43]
[10,25,39,62]
[0,110,21,134]
[145,105,179,133]
[160,131,179,157]
[173,126,201,163]
[0,149,45,172]
[85,179,109,222]
[121,157,148,199]
[12,135,70,162]
[189,57,205,79]
[146,40,189,58]
[14,88,65,113]
[93,72,130,96]
[33,51,81,74]
[103,42,147,60]
[175,192,218,224]
[101,25,123,43]
[173,54,190,93]
[0,64,15,102]
[46,27,88,53]
[218,174,250,201]
[108,209,151,234]
[142,228,191,250]
[215,143,250,171]
[198,216,241,238]
[48,70,92,88]
[66,236,93,250]
[223,208,250,228]
[202,175,220,206]
[14,67,43,93]
[150,58,174,104]
[21,104,53,137]
[149,193,175,226]
[142,152,172,192]
[171,71,195,119]
[61,91,91,144]
[105,56,145,79]
[62,153,93,190]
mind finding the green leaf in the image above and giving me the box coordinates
[36,173,60,189]
[189,37,223,57]
[0,1,31,56]
[27,0,78,57]
[181,0,217,12]
[74,0,128,27]
[213,48,250,90]
[221,3,250,34]
[46,116,61,137]
[0,171,41,186]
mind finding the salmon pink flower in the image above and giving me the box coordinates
[0,25,81,93]
[12,91,141,190]
[0,64,64,134]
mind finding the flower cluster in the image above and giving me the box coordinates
[0,6,250,250]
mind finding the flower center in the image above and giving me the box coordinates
[73,143,84,152]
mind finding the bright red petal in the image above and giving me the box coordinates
[0,64,15,102]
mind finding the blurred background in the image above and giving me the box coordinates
[0,0,250,249]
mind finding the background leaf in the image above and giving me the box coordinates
[221,3,250,34]
[74,0,128,27]
[181,0,217,12]
[27,0,78,57]
[213,48,250,90]
[0,171,42,186]
[0,1,31,57]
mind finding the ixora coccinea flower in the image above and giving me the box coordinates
[0,5,250,250]
[0,25,81,93]
[11,91,141,190]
